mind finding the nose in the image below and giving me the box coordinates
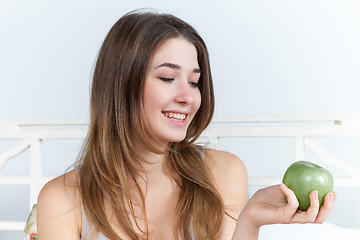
[174,81,194,105]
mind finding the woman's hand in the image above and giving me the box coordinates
[232,184,336,240]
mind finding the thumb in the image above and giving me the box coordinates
[280,183,299,218]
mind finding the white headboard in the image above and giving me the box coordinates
[1,115,360,233]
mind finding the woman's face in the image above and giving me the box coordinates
[143,37,202,145]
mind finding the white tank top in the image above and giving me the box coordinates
[81,204,108,240]
[80,204,195,240]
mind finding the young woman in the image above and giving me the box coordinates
[37,10,336,240]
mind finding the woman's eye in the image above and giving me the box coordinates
[189,81,200,88]
[160,77,174,82]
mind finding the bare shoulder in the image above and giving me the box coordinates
[204,149,247,178]
[204,149,248,239]
[204,149,248,214]
[37,169,82,239]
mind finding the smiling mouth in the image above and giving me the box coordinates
[162,112,187,121]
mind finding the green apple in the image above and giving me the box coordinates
[282,160,334,211]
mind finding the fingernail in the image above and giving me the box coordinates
[314,191,319,199]
[330,192,336,201]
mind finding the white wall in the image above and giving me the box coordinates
[1,0,360,238]
[1,0,360,120]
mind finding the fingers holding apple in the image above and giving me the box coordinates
[303,190,321,222]
[279,184,320,223]
[279,183,299,216]
[315,191,337,223]
[282,161,334,211]
[292,190,336,223]
[237,160,336,230]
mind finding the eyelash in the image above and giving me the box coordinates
[160,77,200,88]
[160,77,174,82]
[189,82,200,88]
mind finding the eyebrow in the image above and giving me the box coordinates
[156,62,201,73]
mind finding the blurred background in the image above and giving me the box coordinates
[1,0,360,238]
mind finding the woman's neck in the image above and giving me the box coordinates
[136,147,175,185]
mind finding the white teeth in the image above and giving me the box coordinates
[163,112,186,121]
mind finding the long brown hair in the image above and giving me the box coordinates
[78,10,222,240]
